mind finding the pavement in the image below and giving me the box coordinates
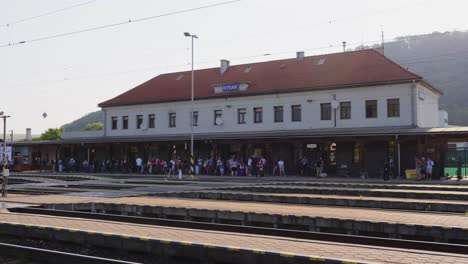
[0,195,467,229]
[0,211,467,264]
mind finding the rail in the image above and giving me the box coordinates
[0,242,141,264]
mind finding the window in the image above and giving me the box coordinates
[169,113,176,127]
[237,108,246,124]
[111,116,118,130]
[340,102,351,120]
[253,107,263,123]
[291,105,301,122]
[320,103,331,120]
[192,111,198,126]
[366,100,378,118]
[274,106,283,123]
[148,114,155,128]
[136,115,143,129]
[214,110,222,125]
[387,98,400,117]
[122,116,128,129]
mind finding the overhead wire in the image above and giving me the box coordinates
[0,0,97,28]
[7,35,468,90]
[0,0,241,48]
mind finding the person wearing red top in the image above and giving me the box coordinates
[256,160,264,178]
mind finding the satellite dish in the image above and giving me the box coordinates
[215,117,223,126]
[331,100,339,109]
[42,112,48,118]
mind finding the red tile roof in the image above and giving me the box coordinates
[98,49,430,107]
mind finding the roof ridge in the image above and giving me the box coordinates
[160,49,385,76]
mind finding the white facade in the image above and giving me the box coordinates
[101,82,440,138]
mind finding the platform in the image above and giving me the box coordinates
[0,211,467,264]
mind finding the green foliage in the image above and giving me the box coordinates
[38,128,63,141]
[82,122,104,131]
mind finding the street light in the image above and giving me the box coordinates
[0,112,11,197]
[184,32,198,178]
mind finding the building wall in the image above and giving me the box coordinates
[103,83,434,137]
[416,83,440,128]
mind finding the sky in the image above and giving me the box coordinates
[1,0,467,134]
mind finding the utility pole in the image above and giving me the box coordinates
[381,26,385,55]
[9,130,13,145]
[0,113,11,197]
[184,32,198,179]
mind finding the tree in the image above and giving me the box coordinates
[34,128,63,141]
[82,122,104,131]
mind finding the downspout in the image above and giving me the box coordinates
[411,80,418,127]
[103,109,107,137]
[396,135,400,179]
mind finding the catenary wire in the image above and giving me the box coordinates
[0,0,97,28]
[6,36,468,90]
[0,0,240,48]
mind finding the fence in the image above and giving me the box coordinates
[444,147,468,178]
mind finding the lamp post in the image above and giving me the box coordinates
[0,112,11,197]
[184,32,198,178]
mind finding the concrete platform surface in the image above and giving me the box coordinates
[0,211,467,264]
[1,195,467,229]
[164,190,468,205]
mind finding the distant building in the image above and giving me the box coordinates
[13,49,468,177]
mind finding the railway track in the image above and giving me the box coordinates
[9,206,468,255]
[0,242,140,264]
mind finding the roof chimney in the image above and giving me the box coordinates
[26,128,32,141]
[220,59,230,75]
[296,51,304,60]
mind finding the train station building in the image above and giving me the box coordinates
[12,49,468,177]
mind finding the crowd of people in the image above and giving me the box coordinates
[414,156,435,180]
[37,155,316,177]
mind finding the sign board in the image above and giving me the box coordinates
[0,147,12,163]
[213,82,249,94]
[222,83,241,92]
[307,144,317,149]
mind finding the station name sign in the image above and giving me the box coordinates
[213,82,249,94]
[222,83,241,92]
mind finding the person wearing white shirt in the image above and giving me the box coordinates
[426,157,435,179]
[136,157,143,174]
[278,159,285,176]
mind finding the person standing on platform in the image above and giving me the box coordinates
[315,158,323,178]
[58,159,63,173]
[415,156,422,180]
[257,159,264,177]
[426,157,434,180]
[301,157,309,176]
[278,159,285,176]
[230,159,238,176]
[136,156,143,174]
[217,158,225,176]
[247,156,253,176]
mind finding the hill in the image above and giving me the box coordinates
[62,110,104,132]
[382,30,468,125]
